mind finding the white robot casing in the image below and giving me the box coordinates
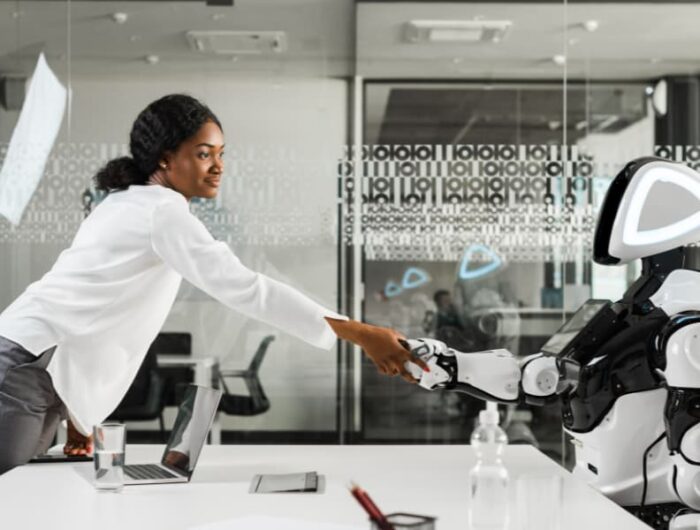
[405,158,700,530]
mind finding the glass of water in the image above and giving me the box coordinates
[93,423,125,492]
[515,473,563,530]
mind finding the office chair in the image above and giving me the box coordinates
[153,332,194,406]
[107,344,166,440]
[217,335,275,416]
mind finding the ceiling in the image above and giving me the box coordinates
[357,2,700,80]
[0,0,354,78]
[0,1,698,80]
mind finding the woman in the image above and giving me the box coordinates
[0,94,426,474]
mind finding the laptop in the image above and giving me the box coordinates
[123,384,222,485]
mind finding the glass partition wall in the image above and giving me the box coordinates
[0,0,352,442]
[346,0,697,468]
[0,0,698,464]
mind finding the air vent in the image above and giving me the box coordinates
[404,20,512,44]
[186,30,287,55]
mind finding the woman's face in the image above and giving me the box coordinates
[161,120,225,200]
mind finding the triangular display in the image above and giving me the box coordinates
[402,267,431,289]
[384,280,402,298]
[459,244,502,280]
[623,165,700,247]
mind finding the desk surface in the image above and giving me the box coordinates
[1,444,648,530]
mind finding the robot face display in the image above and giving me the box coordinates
[594,158,700,265]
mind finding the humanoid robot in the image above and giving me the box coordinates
[403,158,700,530]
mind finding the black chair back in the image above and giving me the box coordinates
[218,335,275,416]
[151,332,193,406]
[150,332,192,356]
[116,346,159,409]
[247,335,275,374]
[108,346,165,434]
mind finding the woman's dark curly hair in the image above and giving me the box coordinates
[94,94,222,192]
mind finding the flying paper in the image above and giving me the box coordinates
[0,52,66,225]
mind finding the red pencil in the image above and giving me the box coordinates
[349,482,395,530]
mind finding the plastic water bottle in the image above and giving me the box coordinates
[469,403,509,530]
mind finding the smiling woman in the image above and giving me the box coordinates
[0,93,425,474]
[93,95,225,198]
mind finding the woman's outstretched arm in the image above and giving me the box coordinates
[325,317,429,382]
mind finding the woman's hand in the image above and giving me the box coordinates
[64,419,93,456]
[325,318,430,382]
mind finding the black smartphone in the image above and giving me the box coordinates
[28,453,93,463]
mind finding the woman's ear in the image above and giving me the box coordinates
[159,153,172,170]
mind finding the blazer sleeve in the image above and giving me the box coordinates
[150,199,347,350]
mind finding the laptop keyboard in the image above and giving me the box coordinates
[124,464,178,481]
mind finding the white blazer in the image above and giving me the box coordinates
[0,185,345,434]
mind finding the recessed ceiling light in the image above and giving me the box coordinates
[112,12,128,24]
[404,19,512,44]
[552,54,566,66]
[582,20,599,32]
[186,31,288,55]
[211,13,225,21]
[145,55,159,65]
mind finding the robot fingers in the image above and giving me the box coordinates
[402,355,452,390]
[403,359,425,381]
[401,338,451,360]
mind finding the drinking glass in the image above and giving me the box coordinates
[92,423,125,492]
[515,473,563,530]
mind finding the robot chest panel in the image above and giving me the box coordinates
[562,329,663,433]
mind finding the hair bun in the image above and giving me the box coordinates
[94,156,147,191]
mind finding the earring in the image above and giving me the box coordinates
[160,163,168,170]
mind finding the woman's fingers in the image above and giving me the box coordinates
[411,355,430,372]
[64,441,91,456]
[395,337,430,373]
[398,364,417,383]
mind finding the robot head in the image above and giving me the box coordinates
[594,157,700,265]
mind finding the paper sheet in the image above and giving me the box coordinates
[0,52,66,225]
[189,515,363,530]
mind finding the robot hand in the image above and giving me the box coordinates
[402,338,457,390]
[402,338,525,403]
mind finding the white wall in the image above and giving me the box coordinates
[1,73,348,432]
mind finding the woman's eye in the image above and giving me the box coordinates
[197,152,210,159]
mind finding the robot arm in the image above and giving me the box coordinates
[403,338,560,404]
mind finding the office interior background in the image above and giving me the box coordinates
[0,0,698,466]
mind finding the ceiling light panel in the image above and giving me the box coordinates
[186,30,287,55]
[404,20,512,44]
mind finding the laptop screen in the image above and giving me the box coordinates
[161,385,222,477]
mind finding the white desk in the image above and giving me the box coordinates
[157,355,221,444]
[1,444,649,530]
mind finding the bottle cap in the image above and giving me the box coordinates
[479,408,499,425]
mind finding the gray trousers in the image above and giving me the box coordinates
[0,336,66,475]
